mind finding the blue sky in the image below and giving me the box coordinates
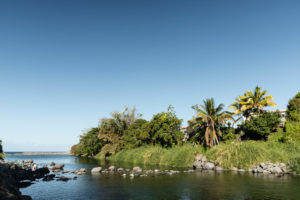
[0,0,299,151]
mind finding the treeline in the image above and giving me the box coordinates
[71,106,183,158]
[71,87,300,159]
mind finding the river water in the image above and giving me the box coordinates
[5,154,300,200]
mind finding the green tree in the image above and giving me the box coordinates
[99,106,140,156]
[71,128,104,157]
[190,98,232,147]
[287,92,300,122]
[122,119,150,149]
[230,86,277,119]
[146,106,183,148]
[240,111,281,140]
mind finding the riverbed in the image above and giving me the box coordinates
[5,154,300,200]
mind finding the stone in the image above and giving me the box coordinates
[91,167,102,173]
[108,166,116,171]
[262,170,270,174]
[279,163,286,168]
[79,168,86,173]
[117,168,124,172]
[257,167,263,173]
[53,164,64,170]
[215,167,224,171]
[204,162,215,170]
[252,168,258,173]
[271,167,282,174]
[50,162,55,166]
[154,169,160,173]
[42,174,55,181]
[122,174,126,177]
[132,166,142,173]
[56,176,72,181]
[238,169,246,173]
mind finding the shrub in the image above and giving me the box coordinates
[72,128,104,157]
[287,92,300,122]
[122,119,150,149]
[240,111,281,140]
[147,109,183,148]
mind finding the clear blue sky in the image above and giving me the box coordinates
[0,0,299,151]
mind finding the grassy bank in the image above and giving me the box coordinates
[0,153,4,159]
[102,141,300,171]
[206,141,300,170]
[104,144,205,168]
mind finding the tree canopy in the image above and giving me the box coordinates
[189,98,232,147]
[230,86,277,118]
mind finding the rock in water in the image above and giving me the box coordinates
[79,168,87,173]
[108,166,116,171]
[132,166,142,173]
[91,167,102,173]
[204,162,215,170]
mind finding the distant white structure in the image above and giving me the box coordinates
[269,109,287,127]
[180,126,188,141]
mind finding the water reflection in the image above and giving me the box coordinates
[5,155,300,200]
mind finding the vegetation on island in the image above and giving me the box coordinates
[71,87,300,173]
[0,140,4,159]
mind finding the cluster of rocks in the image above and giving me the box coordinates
[250,163,289,175]
[0,160,50,200]
[90,166,181,178]
[192,154,223,171]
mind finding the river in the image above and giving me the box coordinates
[5,154,300,200]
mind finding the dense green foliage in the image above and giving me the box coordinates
[146,108,183,148]
[106,143,205,168]
[98,107,140,157]
[122,119,150,149]
[188,98,232,147]
[71,90,300,173]
[240,112,281,140]
[71,128,104,157]
[287,92,300,122]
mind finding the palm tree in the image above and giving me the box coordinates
[230,86,277,119]
[191,98,232,147]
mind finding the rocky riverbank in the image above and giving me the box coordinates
[192,154,291,176]
[0,160,49,200]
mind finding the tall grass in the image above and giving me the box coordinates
[98,141,300,171]
[206,141,300,170]
[106,143,205,168]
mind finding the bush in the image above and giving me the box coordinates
[287,92,300,122]
[122,119,150,149]
[72,128,104,157]
[147,110,183,148]
[240,112,281,140]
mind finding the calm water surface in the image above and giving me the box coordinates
[5,154,300,200]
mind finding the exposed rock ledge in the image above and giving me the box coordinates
[0,160,50,200]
